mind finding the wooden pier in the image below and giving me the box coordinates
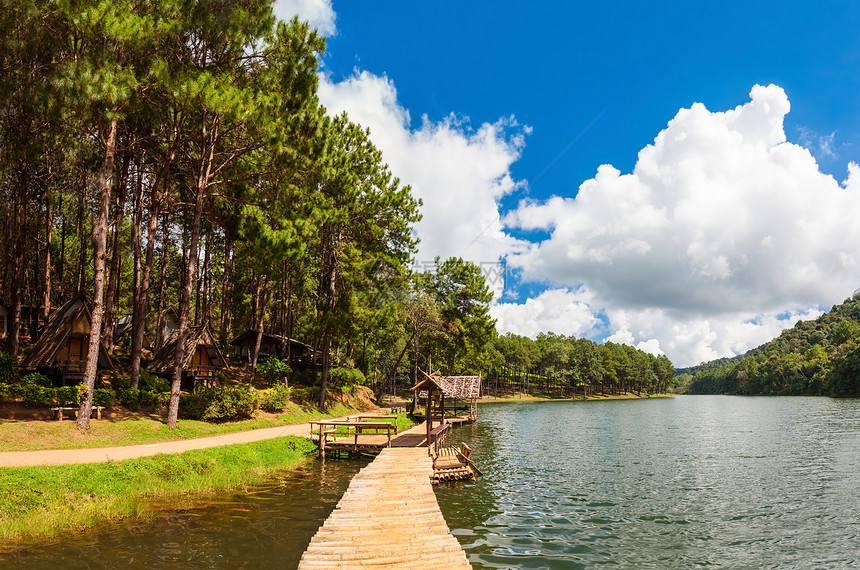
[298,447,471,569]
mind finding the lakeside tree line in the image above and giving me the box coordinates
[482,334,675,398]
[0,0,674,429]
[678,294,860,396]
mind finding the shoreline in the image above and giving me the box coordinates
[0,437,318,552]
[477,392,674,403]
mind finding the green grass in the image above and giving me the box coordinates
[0,400,381,452]
[0,436,317,550]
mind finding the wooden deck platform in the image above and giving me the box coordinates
[298,447,471,569]
[312,420,431,456]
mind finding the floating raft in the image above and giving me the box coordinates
[298,447,471,569]
[432,443,482,484]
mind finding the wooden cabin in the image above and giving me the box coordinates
[412,374,482,423]
[113,315,153,349]
[113,308,179,351]
[229,330,314,365]
[19,296,113,386]
[148,324,228,392]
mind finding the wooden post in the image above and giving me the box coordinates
[425,390,432,450]
[440,392,445,425]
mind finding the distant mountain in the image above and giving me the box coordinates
[679,296,860,396]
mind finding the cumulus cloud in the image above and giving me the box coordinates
[317,70,530,298]
[502,84,860,366]
[273,0,336,36]
[491,288,604,340]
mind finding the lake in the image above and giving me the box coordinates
[436,396,860,568]
[5,396,860,568]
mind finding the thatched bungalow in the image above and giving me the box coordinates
[229,330,314,365]
[148,324,228,391]
[113,315,152,349]
[412,373,482,423]
[19,295,113,386]
[113,308,180,351]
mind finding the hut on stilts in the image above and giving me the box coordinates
[411,373,482,424]
[19,295,113,386]
[147,324,228,392]
[409,372,483,483]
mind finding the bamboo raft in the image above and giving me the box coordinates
[298,447,471,569]
[431,443,481,484]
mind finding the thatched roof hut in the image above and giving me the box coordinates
[20,295,113,385]
[148,324,227,391]
[412,373,482,422]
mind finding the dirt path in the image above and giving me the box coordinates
[0,419,334,468]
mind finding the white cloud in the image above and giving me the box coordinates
[317,70,530,298]
[273,0,336,36]
[501,84,860,366]
[491,288,603,339]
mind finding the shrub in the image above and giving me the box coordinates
[0,350,17,384]
[0,382,22,401]
[92,388,113,408]
[21,384,53,408]
[179,390,214,420]
[291,385,319,403]
[21,372,52,388]
[291,369,321,386]
[112,374,131,392]
[55,385,80,406]
[202,386,258,422]
[139,369,170,393]
[329,367,367,386]
[257,357,292,386]
[259,384,292,412]
[120,388,140,411]
[139,390,170,408]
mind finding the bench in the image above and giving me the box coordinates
[50,406,105,421]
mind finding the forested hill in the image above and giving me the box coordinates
[679,295,860,396]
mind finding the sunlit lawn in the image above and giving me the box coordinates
[1,402,377,452]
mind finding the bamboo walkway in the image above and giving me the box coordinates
[298,446,471,569]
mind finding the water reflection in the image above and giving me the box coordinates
[7,397,860,569]
[435,396,860,569]
[3,458,369,569]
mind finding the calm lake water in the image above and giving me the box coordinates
[436,396,860,568]
[5,396,860,568]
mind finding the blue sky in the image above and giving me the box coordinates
[277,1,860,367]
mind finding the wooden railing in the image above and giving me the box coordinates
[191,365,218,377]
[309,419,398,457]
[428,422,450,457]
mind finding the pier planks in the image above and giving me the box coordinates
[298,447,471,569]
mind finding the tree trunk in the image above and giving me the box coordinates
[251,277,269,375]
[316,244,338,409]
[130,158,161,390]
[103,149,130,354]
[78,119,117,430]
[167,118,216,429]
[76,173,88,295]
[155,214,170,350]
[167,181,204,428]
[9,169,26,355]
[218,236,232,344]
[43,186,53,321]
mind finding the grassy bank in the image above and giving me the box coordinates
[1,401,369,452]
[0,436,317,550]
